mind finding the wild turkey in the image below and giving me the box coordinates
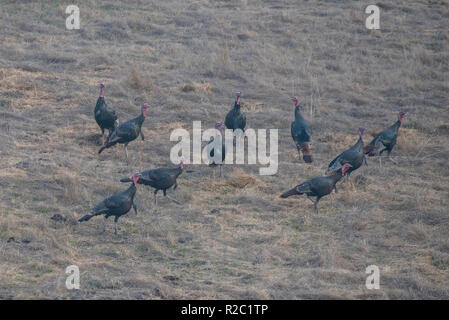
[291,97,313,163]
[99,104,149,161]
[120,158,184,206]
[94,83,119,145]
[363,111,406,164]
[280,163,352,213]
[327,127,366,179]
[79,173,141,235]
[206,122,226,178]
[225,92,246,132]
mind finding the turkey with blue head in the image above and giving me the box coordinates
[99,103,150,162]
[327,127,366,180]
[206,122,226,178]
[363,111,406,164]
[291,97,313,163]
[94,83,119,145]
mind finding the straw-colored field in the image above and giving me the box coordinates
[0,0,448,299]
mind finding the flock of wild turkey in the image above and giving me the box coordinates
[78,83,406,235]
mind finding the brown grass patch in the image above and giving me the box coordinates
[212,168,266,189]
[179,81,213,93]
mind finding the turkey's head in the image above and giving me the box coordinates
[235,92,241,105]
[141,104,150,117]
[132,172,142,187]
[398,111,406,122]
[292,97,300,107]
[215,122,223,135]
[99,83,105,97]
[341,163,352,176]
[179,156,185,169]
[358,127,365,138]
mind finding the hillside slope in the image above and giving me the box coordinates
[0,0,448,299]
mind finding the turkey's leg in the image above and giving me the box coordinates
[306,195,315,204]
[314,198,320,214]
[387,151,397,164]
[166,196,181,204]
[153,190,158,206]
[102,216,107,233]
[124,144,129,163]
[114,219,118,235]
[101,129,105,146]
[163,190,181,205]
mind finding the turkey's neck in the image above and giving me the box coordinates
[294,106,304,121]
[99,88,104,98]
[128,184,137,198]
[330,172,344,185]
[137,112,145,125]
[234,102,241,112]
[96,96,105,106]
[355,134,364,148]
[394,119,402,131]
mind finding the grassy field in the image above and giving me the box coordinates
[0,0,448,299]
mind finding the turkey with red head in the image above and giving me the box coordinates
[120,157,185,206]
[280,163,352,214]
[290,97,313,163]
[79,173,141,235]
[225,92,246,132]
[99,104,150,161]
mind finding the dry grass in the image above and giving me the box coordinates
[0,0,448,299]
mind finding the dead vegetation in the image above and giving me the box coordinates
[0,0,448,299]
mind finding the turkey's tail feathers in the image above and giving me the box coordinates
[78,214,94,222]
[297,142,313,163]
[363,144,375,156]
[280,187,303,198]
[301,142,313,163]
[98,145,107,154]
[327,158,342,174]
[303,155,313,163]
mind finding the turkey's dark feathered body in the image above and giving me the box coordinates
[94,97,117,135]
[291,105,312,162]
[207,135,226,166]
[364,120,401,156]
[99,113,145,153]
[281,173,342,199]
[225,102,246,131]
[291,106,311,143]
[78,183,137,223]
[121,167,182,193]
[328,135,365,175]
